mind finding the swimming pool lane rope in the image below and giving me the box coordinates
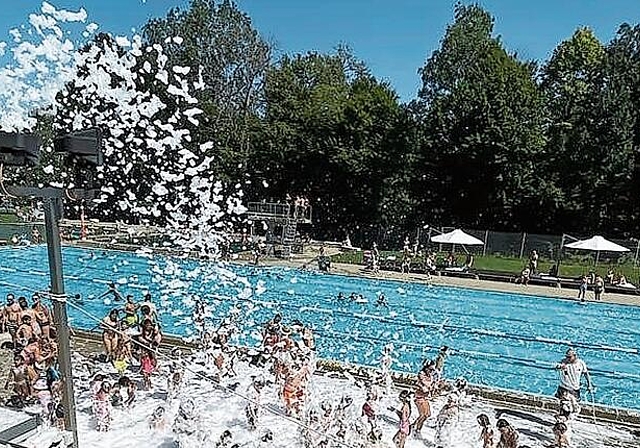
[312,327,640,385]
[2,275,640,386]
[222,290,640,358]
[3,263,638,359]
[4,256,640,349]
[9,256,640,338]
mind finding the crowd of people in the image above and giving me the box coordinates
[2,292,64,428]
[365,240,479,278]
[98,291,162,389]
[0,279,598,448]
[95,299,595,447]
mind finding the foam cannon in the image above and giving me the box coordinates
[53,128,103,166]
[0,132,41,166]
[54,128,103,190]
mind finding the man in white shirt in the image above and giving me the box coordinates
[555,348,592,401]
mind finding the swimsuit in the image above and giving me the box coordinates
[399,406,411,435]
[141,357,156,375]
[113,359,129,374]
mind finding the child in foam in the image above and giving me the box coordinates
[282,360,311,417]
[92,381,112,432]
[389,390,411,448]
[477,413,495,448]
[245,375,266,430]
[140,348,157,390]
[434,394,460,447]
[553,421,571,447]
[496,418,519,448]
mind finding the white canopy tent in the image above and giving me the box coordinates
[430,228,484,246]
[565,235,629,265]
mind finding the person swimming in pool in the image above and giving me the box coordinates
[98,282,123,302]
[376,293,388,307]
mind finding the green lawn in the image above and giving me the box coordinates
[0,213,18,224]
[331,251,640,282]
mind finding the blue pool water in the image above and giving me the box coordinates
[1,245,639,411]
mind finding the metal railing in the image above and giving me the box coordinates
[246,202,312,222]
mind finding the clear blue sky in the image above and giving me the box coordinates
[1,0,638,101]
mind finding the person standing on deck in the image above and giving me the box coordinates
[577,276,588,302]
[593,275,605,301]
[142,293,158,321]
[412,363,433,433]
[555,348,592,401]
[529,250,539,274]
[5,294,23,346]
[372,242,380,274]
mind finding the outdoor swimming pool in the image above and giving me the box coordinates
[1,245,639,411]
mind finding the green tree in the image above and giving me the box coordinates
[542,27,635,233]
[253,50,408,244]
[143,0,271,179]
[415,4,549,231]
[605,24,640,234]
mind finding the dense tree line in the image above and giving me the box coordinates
[35,1,640,246]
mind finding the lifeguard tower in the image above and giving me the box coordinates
[246,201,312,258]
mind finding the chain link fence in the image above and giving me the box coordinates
[0,222,45,245]
[377,225,640,267]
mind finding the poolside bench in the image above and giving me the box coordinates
[437,268,480,280]
[528,275,562,288]
[476,270,517,283]
[605,284,640,295]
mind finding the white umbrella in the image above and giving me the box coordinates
[565,235,629,265]
[430,229,484,246]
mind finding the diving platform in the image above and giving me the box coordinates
[246,201,313,257]
[246,202,312,224]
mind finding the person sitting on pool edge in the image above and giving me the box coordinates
[515,266,530,285]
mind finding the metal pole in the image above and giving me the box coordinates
[634,239,639,266]
[519,232,527,259]
[483,230,488,257]
[44,197,79,448]
[557,234,566,277]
